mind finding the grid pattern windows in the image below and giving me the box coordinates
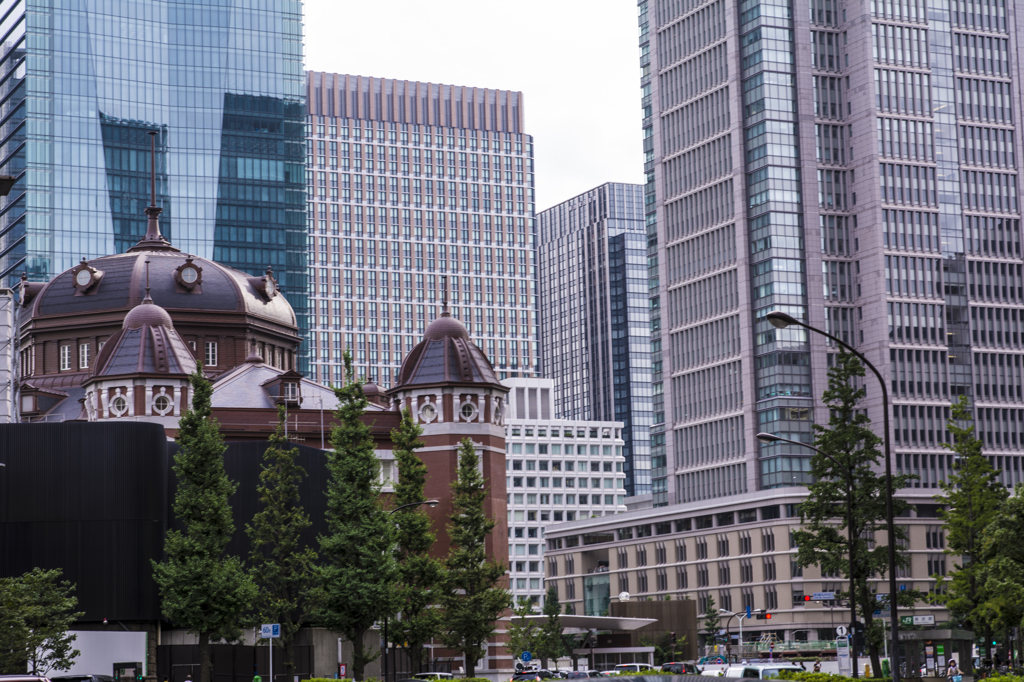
[672,361,743,421]
[972,306,1024,348]
[674,415,745,467]
[662,87,731,156]
[890,348,950,399]
[664,180,734,241]
[670,315,740,370]
[659,43,729,111]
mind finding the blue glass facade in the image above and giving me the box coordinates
[538,183,654,497]
[0,0,307,367]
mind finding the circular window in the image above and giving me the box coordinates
[460,402,477,421]
[110,395,128,416]
[154,394,172,415]
[75,269,92,287]
[419,403,436,422]
[180,266,199,284]
[265,278,277,296]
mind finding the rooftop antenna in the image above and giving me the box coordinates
[441,275,450,316]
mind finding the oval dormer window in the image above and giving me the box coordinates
[180,266,199,284]
[110,395,128,416]
[419,403,436,422]
[75,269,92,287]
[460,402,477,421]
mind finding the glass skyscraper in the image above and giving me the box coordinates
[304,72,537,388]
[0,0,308,365]
[642,0,1024,505]
[537,183,654,497]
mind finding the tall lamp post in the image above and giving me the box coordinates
[764,310,900,681]
[756,432,859,679]
[382,499,439,682]
[718,609,761,662]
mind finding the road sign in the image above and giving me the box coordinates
[746,605,752,619]
[901,614,935,626]
[261,623,281,639]
[812,591,835,601]
[522,652,532,662]
[836,626,848,636]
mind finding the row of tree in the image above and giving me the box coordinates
[153,357,511,682]
[766,351,1024,676]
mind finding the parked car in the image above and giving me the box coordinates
[413,675,453,681]
[662,662,702,674]
[614,664,656,674]
[564,672,602,679]
[52,676,116,682]
[511,671,560,682]
[721,664,804,679]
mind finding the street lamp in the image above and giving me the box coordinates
[756,432,859,679]
[764,310,900,681]
[719,608,760,661]
[383,499,439,681]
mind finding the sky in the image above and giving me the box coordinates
[303,0,645,212]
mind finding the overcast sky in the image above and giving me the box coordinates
[303,0,645,212]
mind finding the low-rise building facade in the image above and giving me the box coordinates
[503,377,628,609]
[543,490,949,642]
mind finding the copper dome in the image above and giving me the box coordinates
[123,300,173,329]
[393,312,501,389]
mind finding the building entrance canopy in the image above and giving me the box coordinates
[510,614,657,632]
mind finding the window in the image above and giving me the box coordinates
[619,573,629,593]
[676,566,688,589]
[717,534,730,557]
[59,345,71,371]
[926,525,945,549]
[675,540,687,562]
[718,562,731,585]
[566,580,576,601]
[790,558,803,578]
[110,395,128,416]
[696,538,708,560]
[636,545,648,567]
[764,586,778,610]
[763,558,777,581]
[740,559,754,583]
[697,563,710,587]
[655,542,667,564]
[739,531,752,554]
[741,587,755,612]
[637,570,649,593]
[205,341,218,367]
[284,382,298,400]
[79,343,89,369]
[762,531,776,552]
[618,548,629,570]
[656,568,668,591]
[718,589,732,611]
[927,554,947,576]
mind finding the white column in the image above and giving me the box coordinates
[126,385,135,417]
[145,385,154,416]
[101,389,110,419]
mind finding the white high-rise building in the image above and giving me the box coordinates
[0,287,17,423]
[503,378,627,607]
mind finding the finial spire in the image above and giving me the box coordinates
[441,275,450,317]
[128,129,179,253]
[143,259,153,303]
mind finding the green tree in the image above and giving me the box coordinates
[932,396,1007,659]
[246,405,319,681]
[536,585,566,669]
[440,437,511,678]
[701,595,721,648]
[153,368,255,682]
[979,485,1024,667]
[506,598,541,668]
[793,351,917,678]
[390,407,443,673]
[0,568,83,674]
[317,354,398,681]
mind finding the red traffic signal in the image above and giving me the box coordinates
[804,595,812,601]
[766,613,772,619]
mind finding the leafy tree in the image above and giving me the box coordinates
[536,585,566,668]
[638,631,687,665]
[317,354,398,681]
[390,408,444,673]
[793,351,917,678]
[931,396,1007,659]
[247,405,319,681]
[440,437,511,678]
[701,595,721,648]
[506,599,541,668]
[153,367,255,682]
[0,568,83,674]
[979,485,1024,667]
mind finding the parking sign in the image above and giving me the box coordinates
[261,624,281,638]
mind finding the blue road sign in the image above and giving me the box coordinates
[522,652,532,662]
[746,605,752,619]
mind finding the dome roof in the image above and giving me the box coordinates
[123,299,173,329]
[393,312,501,389]
[27,251,297,329]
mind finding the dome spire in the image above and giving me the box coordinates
[441,274,450,317]
[128,130,179,253]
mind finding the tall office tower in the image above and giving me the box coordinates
[537,183,654,496]
[0,0,309,366]
[641,0,1024,506]
[304,72,537,388]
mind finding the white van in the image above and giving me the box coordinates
[721,663,804,679]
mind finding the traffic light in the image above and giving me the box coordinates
[804,595,812,601]
[671,632,677,646]
[766,613,772,619]
[755,612,772,620]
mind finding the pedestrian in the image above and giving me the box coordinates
[947,659,961,682]
[813,658,822,673]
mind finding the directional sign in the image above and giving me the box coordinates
[261,623,281,639]
[836,626,848,637]
[521,652,532,662]
[812,591,835,601]
[901,614,935,626]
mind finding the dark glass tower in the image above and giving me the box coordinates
[537,183,654,497]
[0,0,308,369]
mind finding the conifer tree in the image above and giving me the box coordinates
[440,437,510,678]
[933,396,1007,659]
[153,368,255,682]
[506,599,541,669]
[794,351,916,677]
[390,408,443,673]
[247,405,319,681]
[536,585,565,668]
[701,595,721,648]
[317,354,398,681]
